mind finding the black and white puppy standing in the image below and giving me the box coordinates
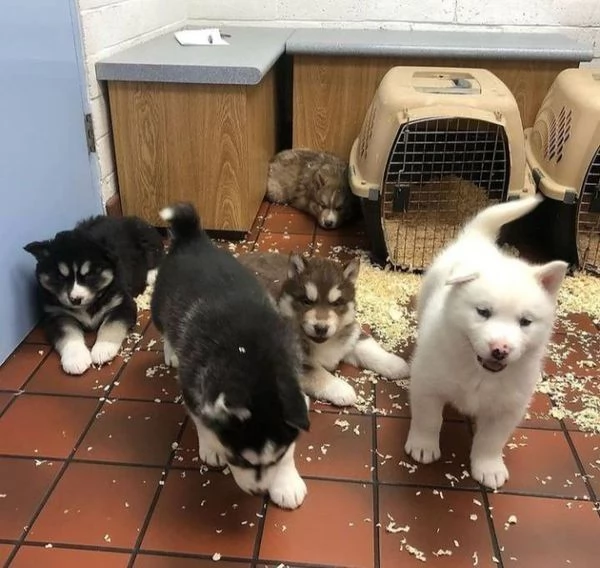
[151,203,310,509]
[24,216,163,375]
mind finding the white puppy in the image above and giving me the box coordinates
[405,195,567,489]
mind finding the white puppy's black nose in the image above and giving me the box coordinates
[314,324,329,337]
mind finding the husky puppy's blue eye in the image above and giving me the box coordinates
[476,307,492,319]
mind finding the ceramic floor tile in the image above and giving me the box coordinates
[138,323,163,352]
[374,380,410,417]
[0,458,61,540]
[134,554,251,567]
[0,544,14,565]
[109,351,179,402]
[377,417,477,489]
[9,546,131,568]
[23,325,50,344]
[25,350,123,396]
[75,400,185,466]
[495,429,588,498]
[568,431,600,496]
[378,485,496,567]
[489,493,600,566]
[295,412,373,481]
[259,479,374,568]
[254,232,314,255]
[313,234,368,262]
[520,392,561,430]
[141,469,262,558]
[0,394,98,458]
[0,392,13,414]
[262,210,315,234]
[553,379,600,432]
[170,420,199,469]
[27,462,161,548]
[553,312,598,335]
[0,344,50,390]
[545,330,599,377]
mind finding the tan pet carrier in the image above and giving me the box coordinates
[349,67,534,270]
[525,68,600,274]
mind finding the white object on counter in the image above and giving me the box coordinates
[174,29,229,46]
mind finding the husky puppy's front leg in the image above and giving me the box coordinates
[91,297,136,365]
[300,363,357,407]
[344,334,410,379]
[49,317,92,375]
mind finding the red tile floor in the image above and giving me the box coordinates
[0,202,599,567]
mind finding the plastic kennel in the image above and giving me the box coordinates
[349,67,534,270]
[525,68,600,274]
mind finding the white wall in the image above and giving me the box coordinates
[77,0,187,207]
[188,0,600,67]
[78,0,599,208]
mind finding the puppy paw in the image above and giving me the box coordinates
[269,468,307,510]
[404,431,441,464]
[377,354,410,380]
[199,446,227,468]
[91,340,121,366]
[163,341,179,368]
[471,456,509,489]
[320,378,357,407]
[61,344,92,375]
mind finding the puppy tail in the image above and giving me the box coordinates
[462,194,543,241]
[159,202,201,241]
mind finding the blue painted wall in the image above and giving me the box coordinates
[0,0,102,364]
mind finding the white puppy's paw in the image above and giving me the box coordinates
[199,445,227,468]
[91,340,121,366]
[61,344,92,375]
[377,354,410,380]
[269,467,307,510]
[471,456,509,489]
[320,378,357,407]
[163,340,179,368]
[405,431,441,464]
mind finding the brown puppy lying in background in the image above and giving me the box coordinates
[266,149,359,229]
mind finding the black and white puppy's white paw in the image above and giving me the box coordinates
[268,465,307,510]
[60,342,92,375]
[90,341,121,366]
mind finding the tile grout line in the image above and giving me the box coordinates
[126,414,190,568]
[2,355,132,567]
[559,422,600,518]
[479,488,505,568]
[250,497,269,566]
[0,347,52,421]
[370,413,381,568]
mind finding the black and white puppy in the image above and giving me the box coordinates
[24,215,163,375]
[151,203,310,509]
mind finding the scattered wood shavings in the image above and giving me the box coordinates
[386,521,410,533]
[212,552,221,561]
[334,419,350,432]
[433,549,453,557]
[470,513,478,521]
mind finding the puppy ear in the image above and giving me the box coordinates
[24,240,52,261]
[445,272,480,285]
[532,260,568,297]
[288,253,307,279]
[201,392,251,423]
[445,263,480,285]
[342,257,360,284]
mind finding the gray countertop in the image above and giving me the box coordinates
[286,28,594,62]
[96,27,293,85]
[96,27,593,86]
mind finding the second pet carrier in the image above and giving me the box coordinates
[525,68,600,274]
[349,67,534,270]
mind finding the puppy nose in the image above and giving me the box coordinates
[489,341,509,360]
[323,220,334,229]
[70,296,82,306]
[314,324,329,337]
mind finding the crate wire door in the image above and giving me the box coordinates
[577,146,600,274]
[381,117,510,269]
